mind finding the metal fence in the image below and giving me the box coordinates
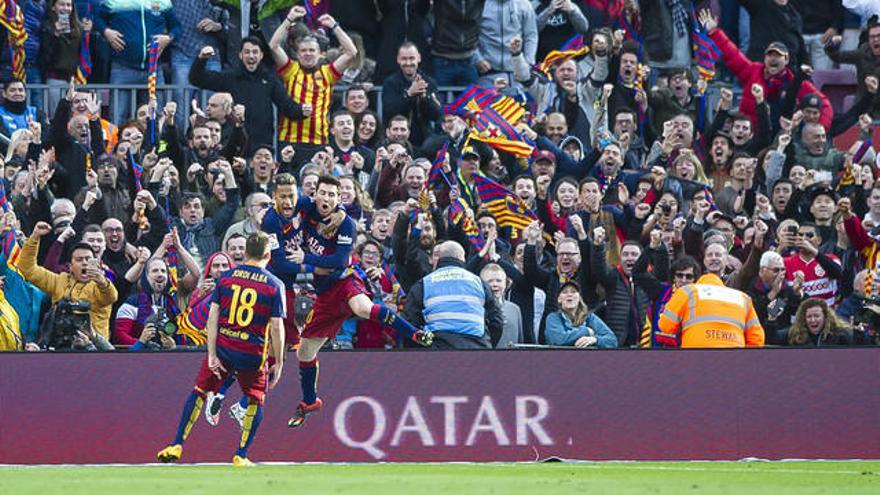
[23,83,473,124]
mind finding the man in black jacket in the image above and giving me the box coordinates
[382,42,441,148]
[47,89,105,199]
[189,37,307,155]
[426,0,485,86]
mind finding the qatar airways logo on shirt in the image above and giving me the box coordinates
[332,395,554,459]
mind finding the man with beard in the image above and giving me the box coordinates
[512,36,607,146]
[190,38,307,155]
[47,87,104,199]
[179,124,219,190]
[286,176,431,428]
[114,257,180,349]
[269,7,356,167]
[74,154,131,224]
[700,9,832,132]
[382,43,441,147]
[589,226,648,347]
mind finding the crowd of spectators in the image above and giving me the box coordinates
[1,0,879,352]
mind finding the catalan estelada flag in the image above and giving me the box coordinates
[472,174,536,231]
[534,34,589,80]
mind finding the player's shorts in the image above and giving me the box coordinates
[283,287,300,347]
[193,347,268,405]
[300,273,368,340]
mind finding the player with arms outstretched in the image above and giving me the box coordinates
[287,175,433,428]
[157,232,286,467]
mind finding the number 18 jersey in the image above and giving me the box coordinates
[211,264,286,360]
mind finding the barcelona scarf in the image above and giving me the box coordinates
[164,196,178,296]
[448,196,485,251]
[128,151,147,230]
[839,139,874,190]
[0,0,26,81]
[147,37,160,143]
[641,284,674,348]
[381,259,405,311]
[533,35,590,80]
[302,0,330,30]
[428,142,454,189]
[74,4,92,84]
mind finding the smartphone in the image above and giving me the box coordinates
[814,170,833,184]
[58,13,71,34]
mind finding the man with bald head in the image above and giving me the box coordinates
[795,122,846,174]
[403,241,504,348]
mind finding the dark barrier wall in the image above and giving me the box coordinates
[1,349,878,464]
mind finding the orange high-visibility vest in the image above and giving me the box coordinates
[657,274,765,348]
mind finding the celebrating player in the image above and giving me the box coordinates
[286,176,433,428]
[157,232,286,467]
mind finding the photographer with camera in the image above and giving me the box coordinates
[114,250,181,350]
[21,221,118,348]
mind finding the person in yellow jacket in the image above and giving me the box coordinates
[657,273,765,348]
[0,290,22,351]
[18,222,118,340]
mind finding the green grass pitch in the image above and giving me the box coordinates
[1,462,878,494]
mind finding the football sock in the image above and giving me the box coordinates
[299,358,319,405]
[236,400,263,458]
[173,391,205,445]
[238,396,248,409]
[370,304,420,338]
[217,374,236,396]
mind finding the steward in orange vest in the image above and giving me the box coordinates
[657,273,765,348]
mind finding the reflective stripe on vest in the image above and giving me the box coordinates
[422,266,486,337]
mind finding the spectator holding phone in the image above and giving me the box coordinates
[39,0,92,114]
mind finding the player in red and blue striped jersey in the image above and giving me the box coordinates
[157,232,286,467]
[286,176,433,428]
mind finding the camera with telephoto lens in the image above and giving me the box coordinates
[145,307,177,345]
[853,297,880,345]
[51,298,91,349]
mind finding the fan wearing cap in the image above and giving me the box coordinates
[457,145,483,209]
[698,10,832,132]
[544,280,616,348]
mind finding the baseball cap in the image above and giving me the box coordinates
[765,41,789,56]
[461,146,480,159]
[800,93,822,110]
[534,150,556,164]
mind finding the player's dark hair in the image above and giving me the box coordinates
[245,232,271,260]
[241,36,264,52]
[317,175,341,190]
